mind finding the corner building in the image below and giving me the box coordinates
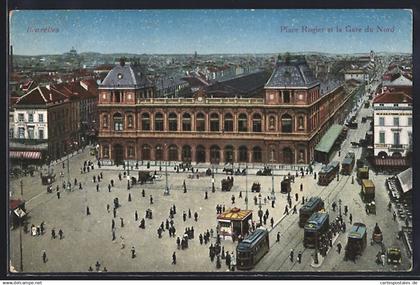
[97,58,354,166]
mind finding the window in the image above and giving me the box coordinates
[9,129,13,139]
[128,146,135,157]
[379,117,385,126]
[141,113,150,130]
[114,91,121,103]
[127,115,134,129]
[103,115,108,128]
[18,127,25,139]
[39,129,44,139]
[196,113,205,132]
[283,91,290,103]
[379,132,385,144]
[298,116,304,130]
[238,113,248,132]
[252,114,262,132]
[168,113,178,131]
[18,113,24,122]
[408,117,412,127]
[210,113,220,132]
[224,113,233,132]
[393,117,399,127]
[38,114,44,123]
[168,145,178,161]
[182,113,191,131]
[29,114,34,122]
[393,132,400,145]
[252,146,262,162]
[142,145,151,160]
[155,113,164,131]
[281,114,293,133]
[28,126,34,139]
[113,113,124,131]
[239,146,248,162]
[394,104,398,107]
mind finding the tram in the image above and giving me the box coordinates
[236,228,269,270]
[345,223,367,262]
[318,161,340,186]
[303,212,329,248]
[298,197,325,227]
[341,152,355,175]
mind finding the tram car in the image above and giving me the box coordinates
[236,228,269,270]
[40,172,56,185]
[221,178,233,192]
[357,166,369,184]
[344,223,367,262]
[251,182,261,193]
[340,152,355,175]
[317,161,339,186]
[303,212,329,248]
[298,197,325,227]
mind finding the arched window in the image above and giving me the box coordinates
[283,147,294,164]
[182,113,191,131]
[196,113,205,132]
[239,146,248,162]
[182,145,192,162]
[142,144,151,160]
[102,114,108,128]
[141,113,150,130]
[281,114,293,133]
[168,145,178,161]
[196,145,206,163]
[168,113,178,131]
[127,114,134,129]
[224,113,233,132]
[210,145,220,163]
[128,145,135,158]
[224,145,234,163]
[252,113,262,132]
[210,113,220,132]
[298,116,304,130]
[378,151,387,159]
[253,146,262,162]
[155,113,163,131]
[155,145,163,160]
[238,113,248,132]
[113,113,123,131]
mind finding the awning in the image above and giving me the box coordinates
[10,151,42,160]
[315,124,344,154]
[397,168,412,193]
[374,157,409,167]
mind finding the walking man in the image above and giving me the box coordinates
[297,251,302,264]
[86,206,91,215]
[131,246,136,258]
[277,232,280,242]
[300,183,303,191]
[337,242,342,254]
[349,213,353,224]
[194,212,198,222]
[284,206,289,215]
[290,249,294,262]
[270,217,274,228]
[96,184,99,192]
[135,210,138,221]
[51,229,56,239]
[150,195,153,205]
[58,229,63,239]
[172,252,177,264]
[42,250,47,263]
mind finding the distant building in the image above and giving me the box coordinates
[97,57,357,165]
[373,91,412,164]
[343,69,369,83]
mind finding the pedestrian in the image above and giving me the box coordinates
[107,204,110,213]
[135,210,138,221]
[86,206,91,215]
[276,232,280,242]
[183,211,187,222]
[111,179,114,187]
[100,172,103,179]
[40,222,44,235]
[300,183,303,191]
[79,182,82,190]
[119,173,122,181]
[172,252,177,264]
[194,212,198,222]
[112,219,115,229]
[284,206,289,215]
[142,189,145,197]
[128,193,132,202]
[349,213,353,224]
[295,193,298,201]
[337,242,342,254]
[120,217,124,227]
[42,250,47,263]
[93,176,96,183]
[58,229,63,239]
[344,205,348,216]
[199,234,203,245]
[393,211,397,221]
[188,209,192,219]
[210,228,214,238]
[270,217,274,228]
[96,184,99,192]
[57,190,60,199]
[95,261,101,271]
[51,229,56,239]
[302,196,305,205]
[231,195,235,204]
[205,191,208,199]
[271,200,275,208]
[150,195,153,204]
[131,246,136,258]
[292,205,297,214]
[297,251,302,264]
[290,249,294,262]
[88,266,93,272]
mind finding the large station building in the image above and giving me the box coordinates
[97,57,359,166]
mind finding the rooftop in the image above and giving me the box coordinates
[100,59,153,89]
[373,91,412,104]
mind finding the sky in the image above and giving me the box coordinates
[10,9,412,55]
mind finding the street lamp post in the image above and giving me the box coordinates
[164,160,169,195]
[271,173,275,201]
[245,163,248,210]
[338,199,342,219]
[258,193,263,225]
[19,179,23,272]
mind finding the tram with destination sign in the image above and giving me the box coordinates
[318,161,339,186]
[299,197,325,227]
[341,152,355,175]
[345,223,367,262]
[303,212,329,248]
[236,228,269,270]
